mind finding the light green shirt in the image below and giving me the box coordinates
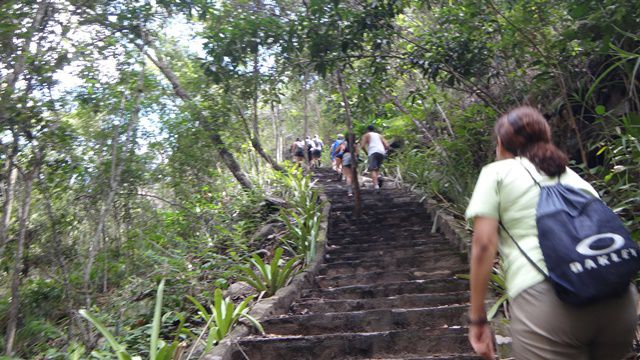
[465,157,599,298]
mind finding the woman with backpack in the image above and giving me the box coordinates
[336,135,355,197]
[465,106,638,359]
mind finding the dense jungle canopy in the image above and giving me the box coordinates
[0,0,638,357]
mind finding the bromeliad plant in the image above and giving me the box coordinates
[236,247,301,297]
[279,205,321,265]
[275,165,319,210]
[274,166,324,265]
[185,288,264,355]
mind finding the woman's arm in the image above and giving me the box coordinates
[468,216,499,359]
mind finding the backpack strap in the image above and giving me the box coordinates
[519,159,563,186]
[499,222,549,279]
[498,159,549,279]
[520,161,542,188]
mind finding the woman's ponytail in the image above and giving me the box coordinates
[522,142,568,177]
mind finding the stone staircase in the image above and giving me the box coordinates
[230,168,480,359]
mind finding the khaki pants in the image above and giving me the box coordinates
[510,281,638,360]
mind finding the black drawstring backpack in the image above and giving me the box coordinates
[501,164,640,305]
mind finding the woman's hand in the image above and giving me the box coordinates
[468,323,495,359]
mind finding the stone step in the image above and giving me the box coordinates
[291,291,470,314]
[318,254,466,277]
[329,217,429,231]
[303,278,468,300]
[315,268,468,288]
[328,198,419,207]
[329,202,424,214]
[226,169,479,359]
[327,230,439,245]
[324,248,459,264]
[260,305,469,336]
[323,201,422,211]
[330,212,428,225]
[231,327,475,360]
[325,237,450,253]
[358,356,481,360]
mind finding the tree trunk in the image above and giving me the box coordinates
[0,1,49,124]
[336,68,361,217]
[383,92,435,143]
[0,137,18,258]
[136,35,253,189]
[250,54,284,172]
[83,67,143,309]
[270,102,282,163]
[435,102,455,138]
[302,73,310,165]
[5,149,41,356]
[40,181,85,346]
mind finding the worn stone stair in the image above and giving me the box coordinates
[231,168,479,359]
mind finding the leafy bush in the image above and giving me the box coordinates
[79,279,183,360]
[387,103,495,215]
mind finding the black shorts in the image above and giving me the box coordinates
[368,152,385,171]
[312,149,322,158]
[294,150,304,157]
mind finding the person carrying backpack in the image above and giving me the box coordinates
[304,136,314,166]
[330,134,345,179]
[336,135,355,196]
[291,138,305,166]
[465,106,638,360]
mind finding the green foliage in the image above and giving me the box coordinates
[236,247,301,297]
[274,166,324,264]
[586,113,640,238]
[388,103,496,214]
[79,279,182,360]
[186,288,263,352]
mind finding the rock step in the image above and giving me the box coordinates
[291,291,470,314]
[302,278,468,300]
[328,199,421,210]
[318,255,466,277]
[329,223,428,235]
[325,237,450,253]
[315,268,468,288]
[231,327,475,360]
[324,248,459,264]
[260,305,469,336]
[328,202,424,213]
[329,218,429,231]
[359,356,480,360]
[328,198,423,210]
[327,231,440,245]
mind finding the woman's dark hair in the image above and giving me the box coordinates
[495,106,568,176]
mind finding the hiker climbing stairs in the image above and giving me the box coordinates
[230,168,481,359]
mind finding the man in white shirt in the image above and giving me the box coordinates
[360,125,389,193]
